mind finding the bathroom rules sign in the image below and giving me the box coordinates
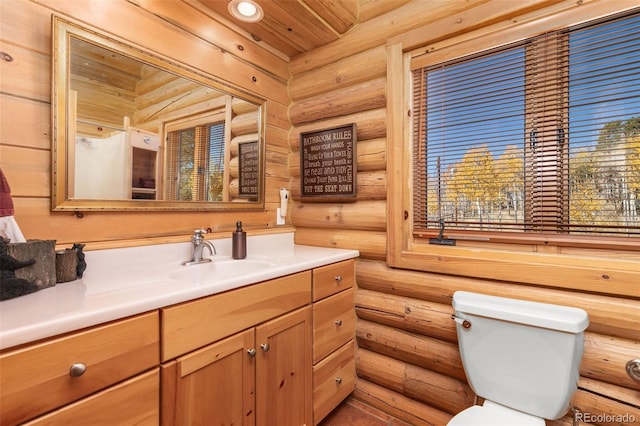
[300,123,357,201]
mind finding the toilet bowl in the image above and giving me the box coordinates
[446,291,588,426]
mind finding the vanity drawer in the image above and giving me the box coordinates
[162,270,311,361]
[0,312,159,425]
[313,340,356,425]
[312,259,354,302]
[23,368,159,426]
[312,287,355,363]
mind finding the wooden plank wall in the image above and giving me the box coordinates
[289,1,640,425]
[0,0,290,247]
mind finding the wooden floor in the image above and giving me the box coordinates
[318,398,412,426]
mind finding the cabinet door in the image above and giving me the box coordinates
[163,329,255,426]
[256,306,312,426]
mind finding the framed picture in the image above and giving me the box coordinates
[300,123,357,202]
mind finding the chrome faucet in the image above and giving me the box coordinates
[183,229,217,265]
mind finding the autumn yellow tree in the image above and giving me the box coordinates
[450,145,499,227]
[569,150,609,227]
[495,145,524,222]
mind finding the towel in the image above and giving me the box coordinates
[0,168,26,243]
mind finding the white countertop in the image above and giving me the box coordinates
[0,233,358,350]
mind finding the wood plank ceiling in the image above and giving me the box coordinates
[194,0,412,58]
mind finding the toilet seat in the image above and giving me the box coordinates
[447,401,545,426]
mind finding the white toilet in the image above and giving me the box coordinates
[447,291,589,426]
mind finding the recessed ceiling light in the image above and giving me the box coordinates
[228,0,264,23]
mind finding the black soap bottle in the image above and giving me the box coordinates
[232,221,247,259]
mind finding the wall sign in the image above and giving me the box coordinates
[300,123,357,201]
[238,141,258,198]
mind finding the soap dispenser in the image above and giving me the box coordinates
[232,221,247,259]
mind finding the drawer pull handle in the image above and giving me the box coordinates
[335,377,342,384]
[261,343,270,352]
[335,320,343,326]
[247,348,257,357]
[69,363,87,378]
[334,275,342,282]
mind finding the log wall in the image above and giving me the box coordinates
[289,1,640,424]
[0,0,290,247]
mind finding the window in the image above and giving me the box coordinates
[412,11,640,238]
[166,118,227,202]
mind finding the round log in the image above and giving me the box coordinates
[230,111,258,135]
[355,289,457,343]
[356,319,466,381]
[353,379,453,426]
[289,77,386,126]
[291,200,386,231]
[356,260,640,341]
[357,348,474,415]
[289,46,386,101]
[293,228,386,260]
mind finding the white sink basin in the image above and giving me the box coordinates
[168,257,275,284]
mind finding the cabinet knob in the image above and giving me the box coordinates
[247,348,257,357]
[69,363,87,378]
[335,377,342,384]
[334,275,342,282]
[334,319,343,326]
[260,343,270,352]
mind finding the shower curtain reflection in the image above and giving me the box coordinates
[74,132,128,199]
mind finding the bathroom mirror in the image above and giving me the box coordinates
[52,17,266,211]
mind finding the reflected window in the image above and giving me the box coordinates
[165,111,227,201]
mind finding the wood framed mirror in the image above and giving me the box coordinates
[51,16,266,211]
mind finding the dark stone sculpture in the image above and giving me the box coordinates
[73,243,87,278]
[0,237,39,301]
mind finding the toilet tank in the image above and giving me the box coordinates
[452,291,589,420]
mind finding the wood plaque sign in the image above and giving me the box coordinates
[238,141,258,198]
[300,123,357,201]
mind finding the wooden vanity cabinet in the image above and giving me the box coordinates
[161,271,313,426]
[311,260,356,425]
[0,312,160,425]
[0,259,357,426]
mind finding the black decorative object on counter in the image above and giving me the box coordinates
[0,237,39,301]
[72,243,87,278]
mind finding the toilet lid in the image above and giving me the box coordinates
[447,401,545,426]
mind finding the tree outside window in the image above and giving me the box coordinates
[413,12,640,237]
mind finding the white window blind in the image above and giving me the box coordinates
[412,11,640,237]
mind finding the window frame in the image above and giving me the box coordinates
[164,109,230,202]
[387,3,640,298]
